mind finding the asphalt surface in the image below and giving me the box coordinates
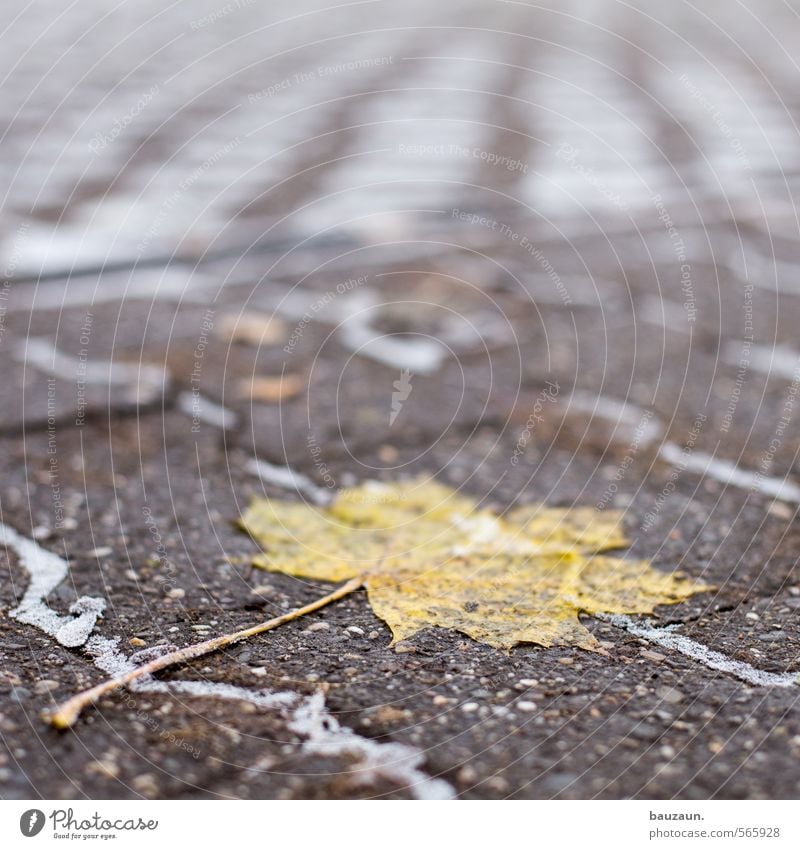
[1,0,800,800]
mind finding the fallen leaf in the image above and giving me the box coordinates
[239,478,711,651]
[237,374,305,402]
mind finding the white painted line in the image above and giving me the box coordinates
[274,287,447,374]
[5,269,212,312]
[339,318,446,374]
[724,341,800,382]
[246,457,333,505]
[2,521,104,647]
[567,391,663,447]
[290,692,455,800]
[3,523,454,799]
[608,615,799,688]
[637,297,692,334]
[176,390,239,430]
[15,337,169,405]
[659,442,800,503]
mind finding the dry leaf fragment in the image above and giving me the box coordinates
[217,312,287,346]
[240,478,710,651]
[237,374,305,402]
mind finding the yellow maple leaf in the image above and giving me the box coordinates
[47,478,714,729]
[239,478,710,651]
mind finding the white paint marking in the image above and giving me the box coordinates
[339,321,446,375]
[608,615,799,688]
[15,337,169,404]
[289,692,455,800]
[637,297,692,334]
[2,521,105,647]
[567,391,663,447]
[274,287,447,374]
[176,390,239,431]
[5,269,213,313]
[659,442,800,503]
[3,523,455,800]
[246,457,332,505]
[724,341,800,382]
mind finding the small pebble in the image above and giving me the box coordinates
[86,759,120,780]
[304,622,330,633]
[461,702,479,713]
[768,502,793,520]
[9,687,31,702]
[132,774,159,797]
[656,686,685,705]
[641,649,666,662]
[457,765,478,783]
[758,632,787,642]
[517,701,537,712]
[168,588,185,599]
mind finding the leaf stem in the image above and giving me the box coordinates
[47,575,365,729]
